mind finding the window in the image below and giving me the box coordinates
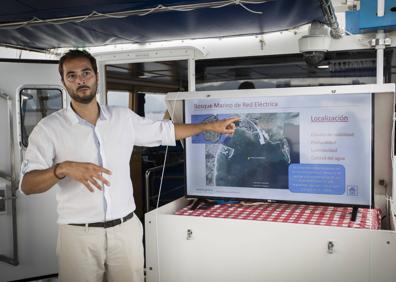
[20,88,63,147]
[195,50,383,90]
[107,90,130,107]
[144,94,167,121]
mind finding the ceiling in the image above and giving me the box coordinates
[0,0,326,51]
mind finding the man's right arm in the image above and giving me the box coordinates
[21,166,61,195]
[21,161,112,195]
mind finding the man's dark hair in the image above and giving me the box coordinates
[58,49,97,81]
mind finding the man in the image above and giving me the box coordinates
[19,49,238,282]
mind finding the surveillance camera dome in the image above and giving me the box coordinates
[298,22,331,66]
[302,51,326,66]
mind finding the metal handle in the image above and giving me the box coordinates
[0,196,17,200]
[186,229,193,240]
[327,241,335,254]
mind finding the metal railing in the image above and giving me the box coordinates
[145,160,184,213]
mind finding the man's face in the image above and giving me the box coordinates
[62,57,98,104]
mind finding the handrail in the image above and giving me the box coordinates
[144,160,184,213]
[0,93,19,266]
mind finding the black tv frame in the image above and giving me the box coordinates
[182,93,375,209]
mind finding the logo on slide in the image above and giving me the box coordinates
[347,185,359,196]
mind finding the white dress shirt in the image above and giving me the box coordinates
[19,104,175,224]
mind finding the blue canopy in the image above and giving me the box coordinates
[0,0,326,51]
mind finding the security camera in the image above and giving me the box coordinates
[299,22,331,66]
[302,51,326,66]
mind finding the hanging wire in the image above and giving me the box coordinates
[319,0,343,39]
[0,0,268,30]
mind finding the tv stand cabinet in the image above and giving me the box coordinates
[145,197,396,282]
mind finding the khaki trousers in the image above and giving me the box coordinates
[57,215,144,282]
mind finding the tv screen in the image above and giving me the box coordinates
[184,93,373,206]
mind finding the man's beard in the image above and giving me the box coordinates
[68,84,97,104]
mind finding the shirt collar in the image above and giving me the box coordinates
[66,102,109,125]
[98,103,109,121]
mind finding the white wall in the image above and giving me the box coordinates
[0,62,61,281]
[0,47,57,60]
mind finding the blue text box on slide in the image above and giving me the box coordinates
[289,164,345,195]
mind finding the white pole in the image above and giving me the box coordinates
[376,30,385,84]
[378,0,385,17]
[188,58,195,91]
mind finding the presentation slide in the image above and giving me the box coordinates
[185,93,372,206]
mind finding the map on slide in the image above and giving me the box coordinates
[193,112,300,189]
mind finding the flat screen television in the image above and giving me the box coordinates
[183,90,374,206]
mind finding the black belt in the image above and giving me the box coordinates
[69,212,134,228]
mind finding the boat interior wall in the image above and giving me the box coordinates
[0,61,61,280]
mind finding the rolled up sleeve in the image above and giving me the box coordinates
[19,124,55,194]
[130,110,176,147]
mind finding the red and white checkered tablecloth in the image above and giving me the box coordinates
[175,203,381,229]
